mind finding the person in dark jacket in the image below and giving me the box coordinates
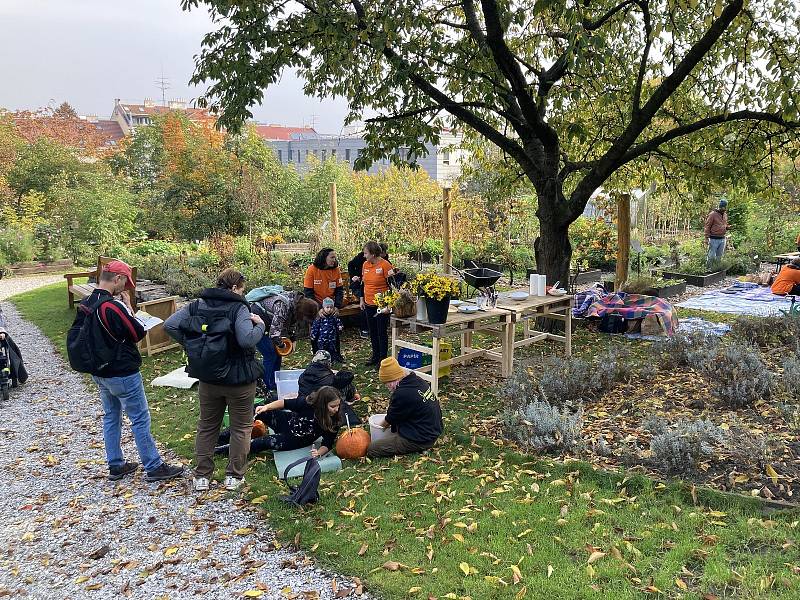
[74,260,183,483]
[367,357,443,458]
[0,307,29,390]
[249,291,319,396]
[310,297,344,363]
[164,268,265,492]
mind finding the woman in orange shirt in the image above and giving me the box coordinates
[360,241,395,367]
[303,248,343,307]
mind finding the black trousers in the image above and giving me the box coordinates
[364,305,389,361]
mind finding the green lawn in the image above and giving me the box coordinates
[11,283,800,599]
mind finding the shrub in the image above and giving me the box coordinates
[731,315,800,348]
[161,264,213,297]
[570,216,617,270]
[241,263,293,290]
[188,251,221,273]
[620,275,668,294]
[700,342,773,408]
[500,399,583,453]
[595,346,634,389]
[649,418,726,474]
[657,331,720,370]
[780,354,800,402]
[233,235,256,265]
[0,227,37,263]
[129,240,182,257]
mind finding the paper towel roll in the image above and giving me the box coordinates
[529,274,536,295]
[537,274,546,296]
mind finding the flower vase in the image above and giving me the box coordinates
[416,298,427,321]
[425,296,450,324]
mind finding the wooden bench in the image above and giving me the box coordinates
[64,256,138,311]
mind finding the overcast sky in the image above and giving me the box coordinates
[0,0,351,132]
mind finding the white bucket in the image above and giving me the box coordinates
[275,369,303,400]
[368,413,391,443]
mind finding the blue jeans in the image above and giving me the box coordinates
[257,336,281,391]
[707,237,726,268]
[93,372,162,472]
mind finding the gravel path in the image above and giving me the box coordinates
[0,278,369,599]
[0,274,64,301]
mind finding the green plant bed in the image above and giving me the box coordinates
[10,283,800,600]
[662,269,727,287]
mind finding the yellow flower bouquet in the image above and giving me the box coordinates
[374,290,399,309]
[409,271,461,301]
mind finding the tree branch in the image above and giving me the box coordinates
[631,0,653,114]
[619,110,800,166]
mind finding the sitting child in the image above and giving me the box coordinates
[311,297,344,363]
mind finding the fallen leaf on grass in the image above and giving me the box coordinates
[357,543,368,556]
[766,464,779,485]
[675,578,688,591]
[509,564,522,584]
[587,551,605,564]
[163,547,178,557]
[547,565,553,578]
[234,528,254,535]
[243,591,264,598]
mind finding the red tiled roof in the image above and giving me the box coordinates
[92,119,125,145]
[255,124,317,140]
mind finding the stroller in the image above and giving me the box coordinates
[0,332,28,403]
[0,338,11,402]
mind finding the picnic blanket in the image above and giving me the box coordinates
[626,316,730,341]
[573,286,605,318]
[273,438,342,478]
[677,284,792,316]
[151,366,199,389]
[583,292,679,335]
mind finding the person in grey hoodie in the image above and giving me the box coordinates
[164,269,265,493]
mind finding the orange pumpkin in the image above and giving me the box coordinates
[252,420,267,438]
[335,428,371,459]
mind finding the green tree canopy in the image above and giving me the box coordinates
[183,0,800,282]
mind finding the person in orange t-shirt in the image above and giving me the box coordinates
[771,258,800,296]
[303,248,344,307]
[360,241,395,367]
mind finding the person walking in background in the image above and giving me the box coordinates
[704,198,730,269]
[69,260,183,483]
[361,241,395,367]
[303,248,344,308]
[164,268,265,492]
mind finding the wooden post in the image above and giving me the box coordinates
[615,193,631,290]
[442,186,452,273]
[329,181,339,243]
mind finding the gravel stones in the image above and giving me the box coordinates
[0,281,369,599]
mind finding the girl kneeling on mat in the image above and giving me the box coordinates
[216,386,341,457]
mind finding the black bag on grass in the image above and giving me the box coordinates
[280,457,321,506]
[599,314,628,334]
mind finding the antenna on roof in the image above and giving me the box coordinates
[155,67,171,107]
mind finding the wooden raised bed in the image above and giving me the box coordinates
[662,269,727,287]
[642,280,687,298]
[8,258,73,275]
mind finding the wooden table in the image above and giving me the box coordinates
[491,292,573,372]
[390,306,513,396]
[773,252,800,272]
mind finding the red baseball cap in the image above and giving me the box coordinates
[102,260,136,290]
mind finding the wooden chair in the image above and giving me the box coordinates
[64,256,138,310]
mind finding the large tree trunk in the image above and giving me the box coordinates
[534,218,572,288]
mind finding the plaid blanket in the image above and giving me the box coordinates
[582,292,679,335]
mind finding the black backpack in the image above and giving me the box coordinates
[66,297,121,375]
[280,457,321,506]
[178,300,240,384]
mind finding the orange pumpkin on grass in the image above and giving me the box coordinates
[252,420,267,438]
[335,428,371,459]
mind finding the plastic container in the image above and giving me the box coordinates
[275,369,303,400]
[369,414,391,443]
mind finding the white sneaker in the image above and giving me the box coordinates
[224,476,243,491]
[193,476,210,492]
